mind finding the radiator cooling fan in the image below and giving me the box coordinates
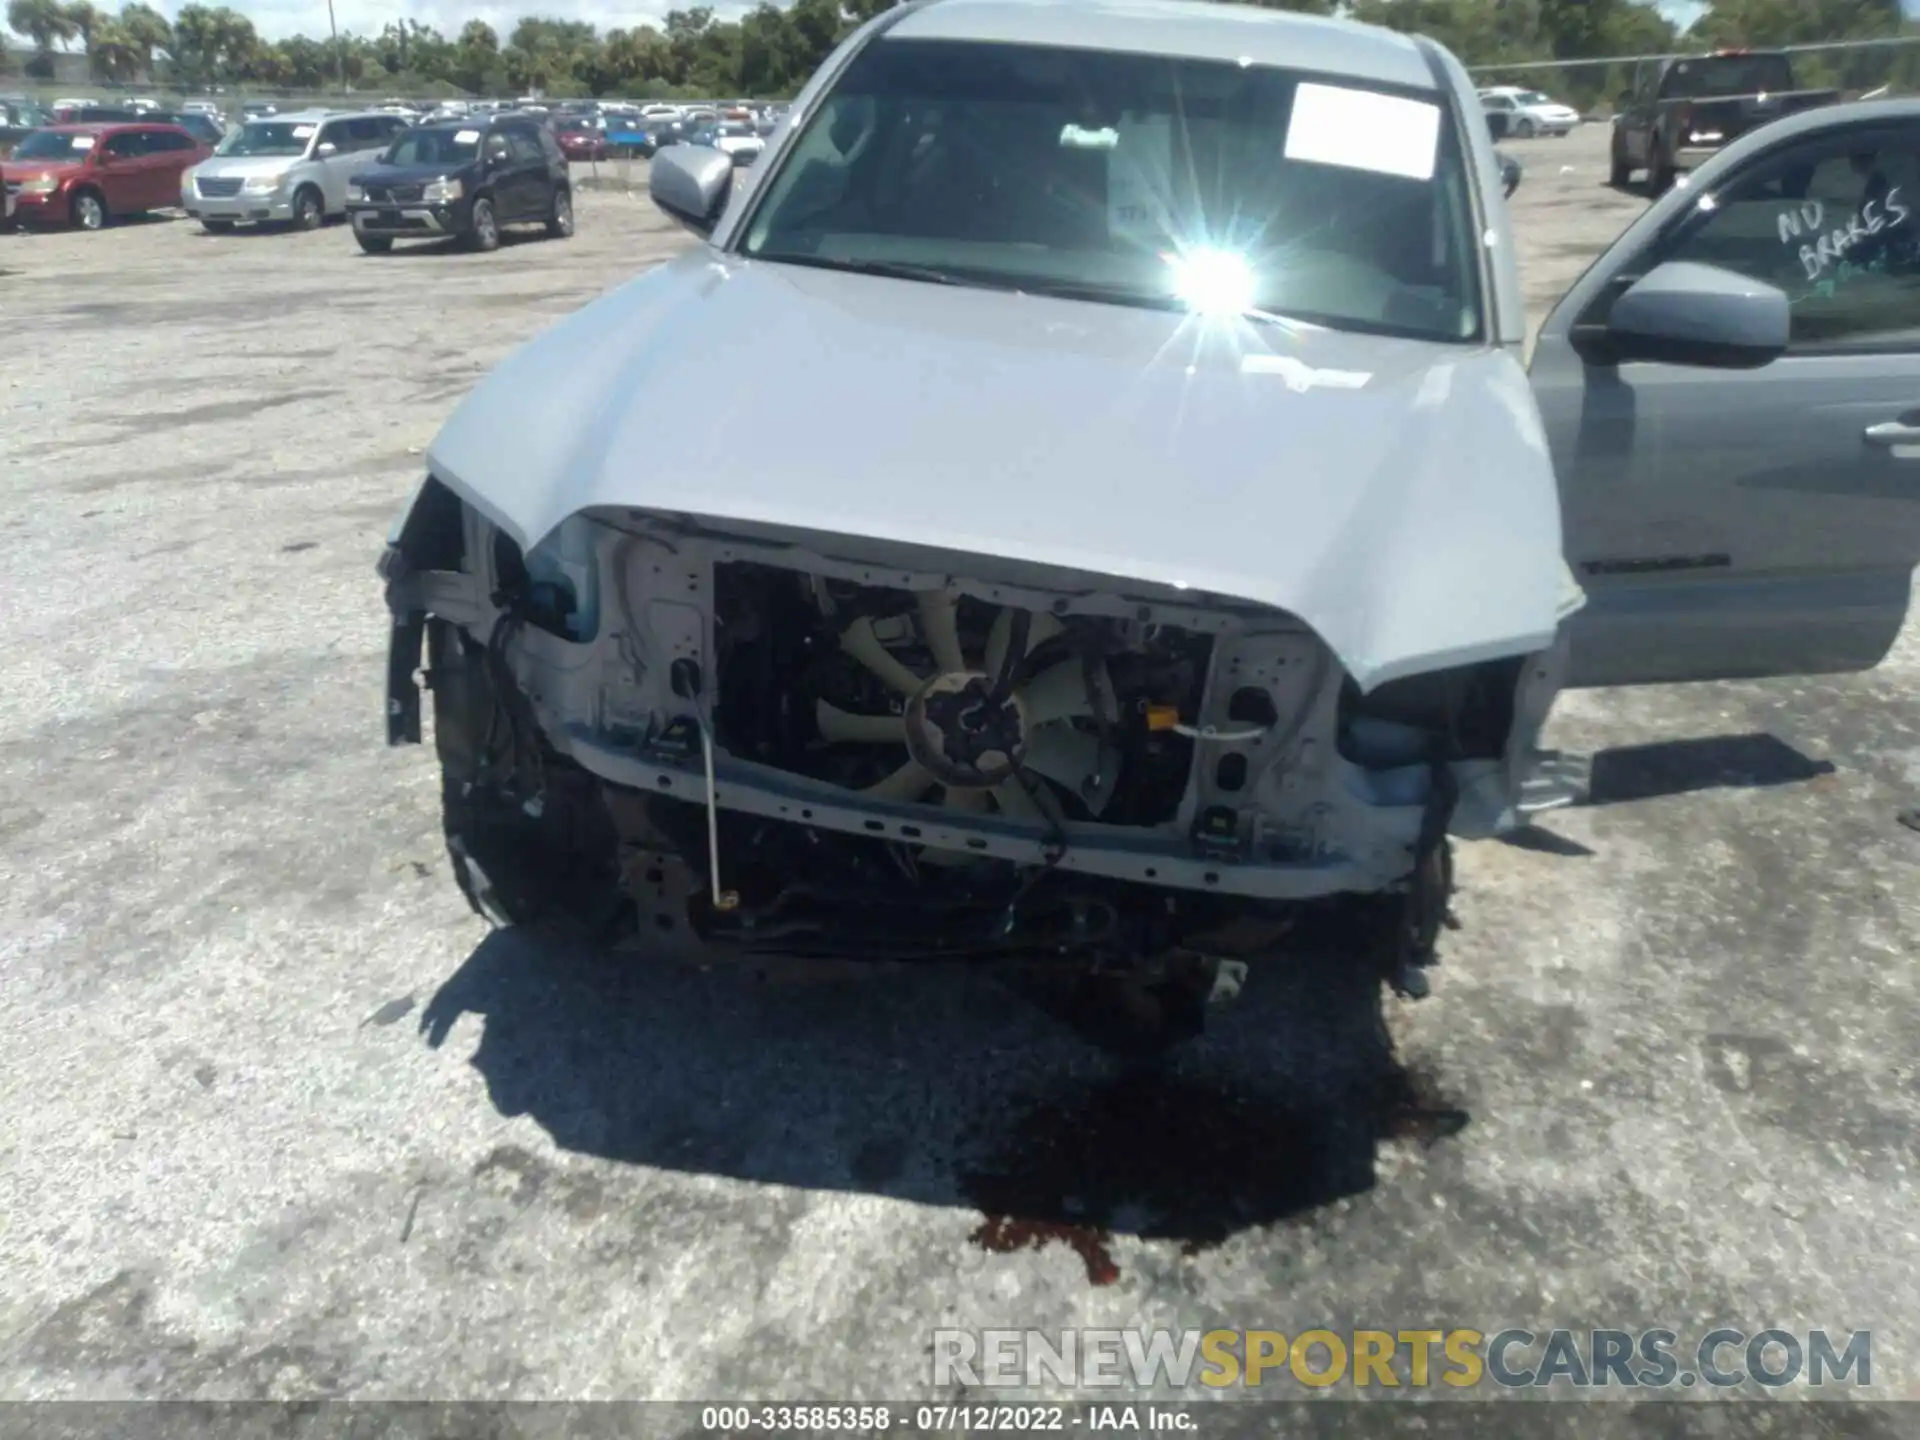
[814,592,1119,822]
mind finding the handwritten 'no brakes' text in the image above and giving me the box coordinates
[1779,189,1912,281]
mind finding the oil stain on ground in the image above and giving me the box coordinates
[959,1065,1468,1286]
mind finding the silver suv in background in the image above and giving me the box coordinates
[182,109,410,232]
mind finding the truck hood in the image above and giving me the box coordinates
[427,251,1578,692]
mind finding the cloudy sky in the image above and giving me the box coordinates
[8,0,1920,50]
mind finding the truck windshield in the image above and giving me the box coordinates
[1662,54,1796,100]
[743,38,1484,342]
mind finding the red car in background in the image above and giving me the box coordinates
[555,120,609,164]
[1,121,210,230]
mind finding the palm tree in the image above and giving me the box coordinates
[89,16,142,81]
[65,1,99,46]
[65,2,104,78]
[116,2,171,80]
[7,0,80,63]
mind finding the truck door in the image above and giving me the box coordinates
[1533,112,1920,688]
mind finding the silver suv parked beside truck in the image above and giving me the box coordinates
[182,109,411,232]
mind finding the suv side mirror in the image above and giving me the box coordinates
[316,141,337,157]
[650,144,733,236]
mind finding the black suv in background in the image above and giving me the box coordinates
[154,110,226,147]
[345,114,573,254]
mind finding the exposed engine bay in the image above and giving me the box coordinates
[711,561,1214,832]
[383,484,1577,1035]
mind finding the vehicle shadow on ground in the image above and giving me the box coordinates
[186,218,349,240]
[368,230,554,259]
[1500,732,1831,859]
[7,211,176,235]
[418,911,1466,1282]
[1605,175,1674,199]
[1583,731,1834,806]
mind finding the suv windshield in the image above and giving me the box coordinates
[12,130,97,160]
[1662,54,1795,100]
[742,38,1483,342]
[216,121,313,157]
[385,127,480,165]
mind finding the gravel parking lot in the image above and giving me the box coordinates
[3,127,1919,1404]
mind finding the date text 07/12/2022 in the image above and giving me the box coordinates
[698,1404,1194,1432]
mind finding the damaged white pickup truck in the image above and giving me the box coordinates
[382,0,1920,1046]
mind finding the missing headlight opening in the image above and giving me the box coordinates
[387,496,1565,1049]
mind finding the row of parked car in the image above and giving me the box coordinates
[1,93,227,150]
[555,102,783,164]
[0,106,579,254]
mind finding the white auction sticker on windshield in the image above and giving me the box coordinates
[291,125,315,138]
[70,135,95,151]
[455,129,480,143]
[1283,83,1440,181]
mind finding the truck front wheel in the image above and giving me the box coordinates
[1649,143,1676,195]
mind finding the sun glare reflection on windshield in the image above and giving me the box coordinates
[1162,247,1260,317]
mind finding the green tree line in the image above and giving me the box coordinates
[3,0,1913,101]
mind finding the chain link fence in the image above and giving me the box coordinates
[4,77,335,108]
[1470,35,1920,118]
[11,31,1920,130]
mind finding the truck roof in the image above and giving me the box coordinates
[888,0,1438,92]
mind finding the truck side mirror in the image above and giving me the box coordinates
[1606,261,1789,369]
